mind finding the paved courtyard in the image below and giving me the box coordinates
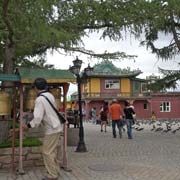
[1,122,180,180]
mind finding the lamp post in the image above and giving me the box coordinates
[69,57,93,152]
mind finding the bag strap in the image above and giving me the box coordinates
[40,94,66,123]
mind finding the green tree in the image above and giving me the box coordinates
[138,0,180,60]
[135,0,180,89]
[148,67,180,92]
[1,0,145,75]
[2,1,180,72]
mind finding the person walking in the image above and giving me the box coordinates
[82,107,86,122]
[124,101,136,139]
[23,78,63,180]
[109,99,124,138]
[91,107,97,124]
[99,102,109,132]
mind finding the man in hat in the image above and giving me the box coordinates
[23,78,63,180]
[109,99,124,138]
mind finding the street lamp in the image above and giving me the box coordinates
[84,63,94,76]
[69,57,93,152]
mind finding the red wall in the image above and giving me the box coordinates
[133,95,180,119]
[83,93,180,120]
[151,95,180,119]
[133,100,151,119]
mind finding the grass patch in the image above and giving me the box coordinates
[0,137,42,148]
[8,121,19,129]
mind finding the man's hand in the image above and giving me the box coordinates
[22,124,29,131]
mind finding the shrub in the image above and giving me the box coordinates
[0,137,42,148]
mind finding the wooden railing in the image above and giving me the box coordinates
[71,92,151,100]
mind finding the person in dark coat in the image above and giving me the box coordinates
[99,102,109,132]
[124,101,136,139]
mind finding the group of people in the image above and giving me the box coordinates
[98,99,136,139]
[22,77,136,180]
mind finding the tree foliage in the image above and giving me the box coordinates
[147,67,180,92]
[135,0,180,60]
[131,0,180,90]
[1,0,180,83]
[1,0,146,73]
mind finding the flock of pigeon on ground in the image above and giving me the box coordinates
[131,119,180,133]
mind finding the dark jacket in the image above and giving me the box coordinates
[124,107,135,120]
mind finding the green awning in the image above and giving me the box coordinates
[0,74,20,82]
[18,67,76,84]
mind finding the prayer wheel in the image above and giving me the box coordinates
[25,88,37,110]
[50,88,61,109]
[0,90,11,115]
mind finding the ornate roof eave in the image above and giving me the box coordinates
[85,71,142,78]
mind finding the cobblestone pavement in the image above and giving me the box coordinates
[1,123,180,180]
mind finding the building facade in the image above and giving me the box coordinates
[71,60,180,120]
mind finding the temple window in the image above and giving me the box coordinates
[105,79,120,89]
[143,103,148,110]
[160,101,171,112]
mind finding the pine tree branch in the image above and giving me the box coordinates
[170,11,180,51]
[58,45,136,60]
[2,0,14,46]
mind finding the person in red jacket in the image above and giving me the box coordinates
[109,99,124,138]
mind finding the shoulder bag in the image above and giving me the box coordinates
[40,94,66,124]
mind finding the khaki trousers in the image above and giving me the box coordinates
[42,132,60,178]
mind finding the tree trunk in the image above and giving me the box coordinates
[3,39,14,74]
[0,0,16,143]
[0,39,15,143]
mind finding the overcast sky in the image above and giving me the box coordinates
[46,32,180,95]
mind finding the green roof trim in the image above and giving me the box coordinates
[18,67,76,83]
[93,60,120,73]
[0,74,20,82]
[89,60,142,77]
